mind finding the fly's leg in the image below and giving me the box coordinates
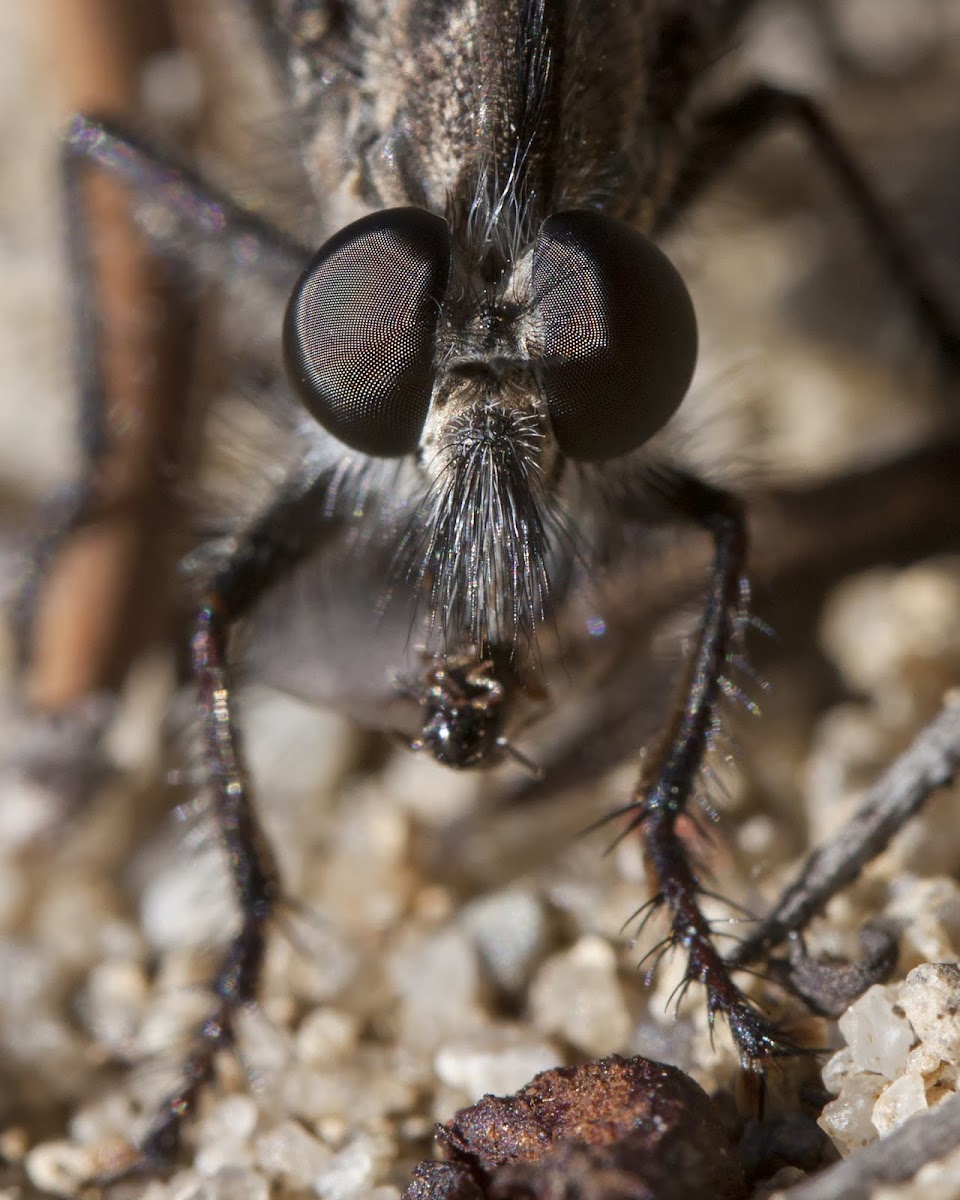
[658,82,960,364]
[42,108,307,581]
[16,114,308,810]
[616,472,792,1065]
[21,112,333,1167]
[136,476,338,1166]
[639,81,960,1048]
[619,469,937,1058]
[62,114,307,287]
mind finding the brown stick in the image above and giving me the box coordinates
[26,0,193,709]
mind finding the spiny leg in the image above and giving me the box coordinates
[728,698,960,976]
[617,472,791,1065]
[138,476,338,1166]
[30,109,344,1174]
[658,81,960,364]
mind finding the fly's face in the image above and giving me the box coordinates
[282,201,699,650]
[270,0,709,658]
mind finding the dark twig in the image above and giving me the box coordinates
[781,1091,960,1200]
[730,696,960,969]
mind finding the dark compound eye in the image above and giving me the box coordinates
[284,207,451,457]
[532,210,697,461]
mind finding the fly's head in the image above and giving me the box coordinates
[282,203,698,714]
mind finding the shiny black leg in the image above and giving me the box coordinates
[612,471,793,1065]
[138,475,336,1164]
[658,81,960,365]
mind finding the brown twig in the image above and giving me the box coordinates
[25,0,195,709]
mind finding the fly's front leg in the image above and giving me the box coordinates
[136,476,338,1166]
[617,472,791,1065]
[43,99,333,1175]
[136,599,275,1166]
[63,114,308,288]
[39,108,306,602]
[53,111,305,568]
[659,82,960,365]
[16,114,309,814]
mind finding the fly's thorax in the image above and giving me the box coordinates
[276,1,713,239]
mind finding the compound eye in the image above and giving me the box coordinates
[284,207,451,457]
[532,210,697,461]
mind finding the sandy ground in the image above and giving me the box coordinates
[2,3,960,1198]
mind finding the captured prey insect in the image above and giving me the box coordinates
[23,0,960,1177]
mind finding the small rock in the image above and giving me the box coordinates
[388,926,486,1049]
[80,959,149,1051]
[140,844,235,952]
[254,1119,332,1187]
[818,1073,887,1156]
[192,1166,269,1200]
[405,1055,745,1200]
[194,1096,259,1176]
[899,963,960,1064]
[316,1133,393,1200]
[872,1071,928,1136]
[837,984,915,1078]
[528,937,630,1057]
[459,887,548,995]
[296,1007,360,1064]
[434,1029,560,1099]
[25,1140,95,1197]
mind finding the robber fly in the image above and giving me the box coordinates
[22,0,960,1175]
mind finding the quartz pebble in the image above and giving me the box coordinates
[459,886,548,995]
[193,1097,260,1176]
[315,1133,393,1200]
[528,936,631,1057]
[898,964,960,1063]
[254,1120,333,1188]
[872,1071,928,1136]
[196,1096,259,1153]
[821,968,960,1157]
[24,1140,96,1197]
[820,985,918,1156]
[80,959,149,1051]
[140,842,235,951]
[168,1167,270,1200]
[837,984,915,1078]
[888,877,960,965]
[434,1029,560,1099]
[388,925,486,1049]
[819,1072,888,1156]
[296,1007,361,1064]
[819,562,960,703]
